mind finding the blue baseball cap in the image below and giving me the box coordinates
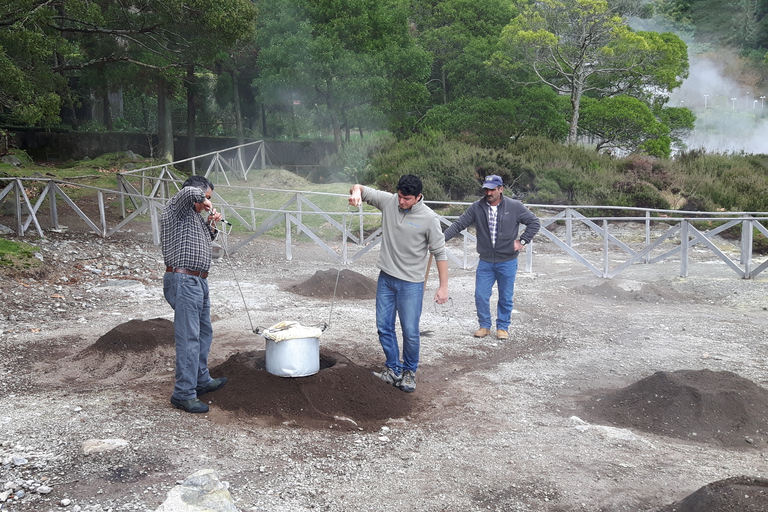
[482,175,504,189]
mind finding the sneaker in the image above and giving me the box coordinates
[196,377,228,397]
[474,328,491,338]
[398,370,416,393]
[170,396,209,414]
[372,367,401,386]
[496,329,509,340]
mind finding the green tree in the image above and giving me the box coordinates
[493,0,689,145]
[655,105,695,151]
[410,0,517,104]
[579,95,672,157]
[2,0,256,158]
[421,87,569,146]
[0,1,71,126]
[256,0,431,148]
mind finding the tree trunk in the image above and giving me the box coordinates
[186,65,197,163]
[102,87,113,131]
[327,79,342,150]
[441,65,447,104]
[260,103,268,138]
[344,114,350,143]
[568,76,584,145]
[157,78,174,162]
[231,70,245,145]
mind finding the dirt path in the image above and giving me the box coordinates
[2,231,768,511]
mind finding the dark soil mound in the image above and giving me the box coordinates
[287,269,377,300]
[91,318,174,352]
[657,476,768,512]
[208,349,412,429]
[585,369,768,448]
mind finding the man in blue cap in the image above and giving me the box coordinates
[443,175,540,340]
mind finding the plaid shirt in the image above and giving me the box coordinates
[161,187,217,272]
[488,205,498,246]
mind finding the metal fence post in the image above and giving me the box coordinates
[49,182,59,229]
[249,189,256,228]
[285,212,293,261]
[342,213,349,264]
[645,210,651,263]
[602,219,609,278]
[149,199,160,246]
[743,217,753,278]
[98,190,107,237]
[358,204,364,245]
[14,179,23,235]
[680,220,689,277]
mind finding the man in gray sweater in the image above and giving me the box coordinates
[349,175,449,393]
[443,175,540,340]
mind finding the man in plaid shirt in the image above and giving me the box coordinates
[443,175,540,341]
[161,176,228,413]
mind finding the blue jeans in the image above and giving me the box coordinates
[375,271,424,374]
[163,272,213,401]
[475,258,518,331]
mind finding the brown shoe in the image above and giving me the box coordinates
[496,329,509,340]
[473,328,491,338]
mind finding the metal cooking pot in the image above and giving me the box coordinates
[265,336,320,377]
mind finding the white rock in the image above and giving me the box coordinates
[155,469,237,512]
[82,439,129,455]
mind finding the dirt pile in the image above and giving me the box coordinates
[91,317,174,352]
[657,476,768,512]
[586,369,768,449]
[209,349,413,429]
[287,268,377,300]
[73,316,411,430]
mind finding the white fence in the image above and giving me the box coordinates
[2,141,768,279]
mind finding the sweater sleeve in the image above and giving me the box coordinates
[443,203,478,242]
[360,186,392,210]
[427,215,448,261]
[517,204,541,243]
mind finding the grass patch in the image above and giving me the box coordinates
[0,239,45,272]
[0,149,159,198]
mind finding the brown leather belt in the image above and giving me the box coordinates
[166,266,208,279]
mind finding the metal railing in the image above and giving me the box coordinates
[2,142,768,279]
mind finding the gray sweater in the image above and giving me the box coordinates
[443,195,540,263]
[361,186,447,283]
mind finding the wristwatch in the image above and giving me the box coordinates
[520,239,528,246]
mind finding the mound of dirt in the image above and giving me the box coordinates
[287,268,377,300]
[585,369,768,448]
[578,281,689,303]
[253,169,311,189]
[91,318,174,352]
[208,349,413,429]
[657,476,768,512]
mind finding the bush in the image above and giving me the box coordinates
[359,132,768,214]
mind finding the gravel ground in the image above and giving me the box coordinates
[2,225,768,511]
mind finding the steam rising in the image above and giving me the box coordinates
[629,16,767,155]
[670,57,768,155]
